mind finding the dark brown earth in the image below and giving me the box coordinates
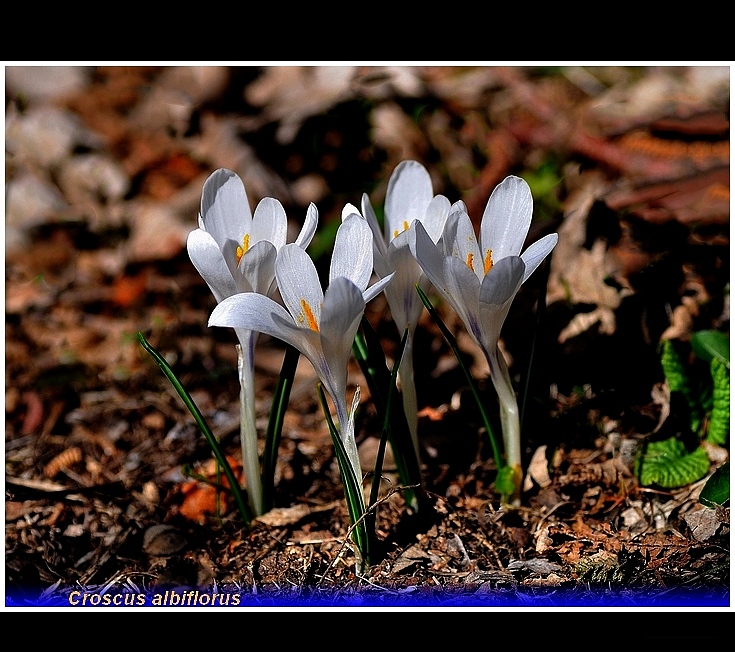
[4,65,730,609]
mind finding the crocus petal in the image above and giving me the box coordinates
[209,292,293,342]
[319,276,366,411]
[371,246,394,281]
[276,244,324,330]
[477,257,525,354]
[520,233,558,283]
[251,197,288,250]
[443,256,482,343]
[200,169,252,249]
[329,213,373,292]
[385,235,424,331]
[209,292,323,371]
[220,239,254,293]
[355,196,393,280]
[479,256,525,306]
[342,202,360,221]
[233,239,277,296]
[480,175,533,262]
[362,272,395,305]
[410,221,448,299]
[421,194,452,243]
[343,386,363,487]
[384,160,433,243]
[269,311,323,369]
[294,203,319,250]
[360,194,388,258]
[187,229,238,303]
[442,209,483,282]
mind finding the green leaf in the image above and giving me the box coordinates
[260,344,300,513]
[137,332,253,525]
[638,437,711,488]
[352,318,421,511]
[366,326,410,538]
[415,284,518,502]
[699,463,730,508]
[659,339,691,397]
[706,357,730,445]
[316,384,369,566]
[659,339,702,434]
[416,286,502,465]
[691,330,729,369]
[494,466,517,496]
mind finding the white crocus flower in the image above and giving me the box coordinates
[187,168,318,516]
[411,175,558,505]
[208,212,393,494]
[349,160,453,459]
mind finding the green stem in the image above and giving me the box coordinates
[236,331,262,516]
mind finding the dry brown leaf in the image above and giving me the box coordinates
[523,445,552,491]
[244,66,356,144]
[548,170,627,334]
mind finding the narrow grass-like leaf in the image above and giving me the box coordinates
[353,317,421,511]
[415,284,504,473]
[137,332,253,525]
[637,437,711,488]
[316,384,369,566]
[260,344,300,513]
[367,326,409,537]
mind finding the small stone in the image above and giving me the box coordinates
[143,524,187,556]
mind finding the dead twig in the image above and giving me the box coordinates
[315,483,421,589]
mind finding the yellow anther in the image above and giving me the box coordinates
[392,221,411,240]
[235,234,251,264]
[300,298,319,332]
[484,249,494,275]
[466,252,475,271]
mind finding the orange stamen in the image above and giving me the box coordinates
[300,299,319,332]
[484,249,494,275]
[466,252,474,271]
[236,234,250,264]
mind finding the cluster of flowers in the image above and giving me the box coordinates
[187,161,558,515]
